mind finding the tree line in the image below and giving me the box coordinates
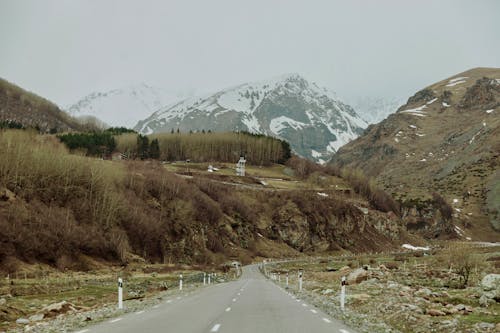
[117,131,291,165]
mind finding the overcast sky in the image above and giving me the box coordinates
[1,0,499,106]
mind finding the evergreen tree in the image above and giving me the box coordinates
[150,138,160,159]
[136,134,150,160]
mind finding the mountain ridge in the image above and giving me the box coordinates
[135,74,367,163]
[330,67,500,240]
[0,77,83,132]
[66,83,190,128]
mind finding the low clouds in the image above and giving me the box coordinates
[0,0,499,106]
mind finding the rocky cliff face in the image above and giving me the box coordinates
[135,74,367,163]
[331,68,500,239]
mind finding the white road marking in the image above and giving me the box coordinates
[322,318,331,323]
[339,330,350,333]
[210,323,221,332]
[237,292,241,296]
[310,309,318,314]
[135,310,145,315]
[177,296,181,300]
[153,305,159,309]
[75,330,89,333]
[302,303,307,307]
[296,299,300,302]
[232,298,237,302]
[109,318,123,323]
[167,300,172,303]
[225,307,231,312]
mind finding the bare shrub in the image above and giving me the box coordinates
[444,246,475,288]
[432,192,453,221]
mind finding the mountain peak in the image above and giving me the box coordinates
[135,75,366,162]
[66,84,184,128]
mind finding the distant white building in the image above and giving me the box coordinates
[236,156,246,176]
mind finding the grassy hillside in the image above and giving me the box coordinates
[0,77,83,132]
[331,68,500,240]
[0,130,415,273]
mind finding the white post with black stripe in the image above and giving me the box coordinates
[340,276,346,311]
[118,278,123,309]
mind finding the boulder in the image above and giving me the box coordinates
[346,268,368,285]
[415,288,433,298]
[322,289,334,295]
[16,318,30,325]
[426,308,446,316]
[481,274,500,292]
[28,313,44,322]
[476,322,495,330]
[39,301,79,318]
[479,294,495,307]
[443,304,458,314]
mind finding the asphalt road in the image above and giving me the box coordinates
[76,265,357,333]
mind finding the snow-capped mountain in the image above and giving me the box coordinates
[349,96,405,124]
[66,83,189,128]
[135,74,367,163]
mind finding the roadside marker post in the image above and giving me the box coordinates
[340,276,346,311]
[208,273,211,285]
[278,272,281,283]
[203,273,206,285]
[286,272,289,288]
[179,274,183,291]
[118,278,123,309]
[298,270,303,292]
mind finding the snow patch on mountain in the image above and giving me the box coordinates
[67,83,191,128]
[135,74,366,162]
[270,116,307,133]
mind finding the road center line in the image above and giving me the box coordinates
[322,318,331,323]
[225,307,231,312]
[210,323,221,332]
[109,318,123,323]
